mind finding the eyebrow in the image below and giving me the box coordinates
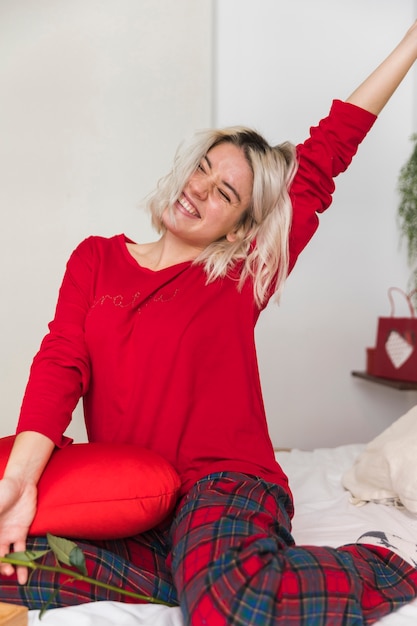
[204,155,242,203]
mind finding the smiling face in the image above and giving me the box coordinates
[162,142,254,251]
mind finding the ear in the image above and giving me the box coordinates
[226,219,244,243]
[226,215,256,244]
[226,230,238,243]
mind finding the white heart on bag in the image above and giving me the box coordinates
[385,331,414,369]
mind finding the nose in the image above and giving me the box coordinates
[188,172,213,199]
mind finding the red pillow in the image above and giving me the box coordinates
[0,436,181,539]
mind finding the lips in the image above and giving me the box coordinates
[177,194,201,218]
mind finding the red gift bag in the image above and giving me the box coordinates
[369,288,417,383]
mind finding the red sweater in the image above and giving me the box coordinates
[17,100,376,498]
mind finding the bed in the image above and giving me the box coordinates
[26,437,417,625]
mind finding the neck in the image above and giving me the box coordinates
[132,233,203,271]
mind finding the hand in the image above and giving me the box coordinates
[0,476,37,584]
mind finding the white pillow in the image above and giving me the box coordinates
[342,405,417,513]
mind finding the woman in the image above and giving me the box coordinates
[0,20,417,625]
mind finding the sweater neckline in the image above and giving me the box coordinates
[118,234,193,275]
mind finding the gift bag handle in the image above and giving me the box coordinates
[388,287,416,318]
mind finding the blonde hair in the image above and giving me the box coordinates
[147,126,297,307]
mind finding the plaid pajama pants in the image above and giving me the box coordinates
[1,471,417,625]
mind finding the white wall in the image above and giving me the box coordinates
[215,0,417,449]
[2,0,417,451]
[0,0,212,441]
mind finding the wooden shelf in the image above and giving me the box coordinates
[351,371,417,391]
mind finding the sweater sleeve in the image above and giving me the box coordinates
[288,99,377,273]
[16,237,96,447]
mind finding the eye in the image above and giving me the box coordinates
[217,188,231,203]
[197,162,206,173]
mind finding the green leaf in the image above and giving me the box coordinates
[47,534,79,567]
[69,546,87,576]
[46,533,87,576]
[3,549,50,563]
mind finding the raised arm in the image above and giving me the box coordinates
[347,20,417,114]
[287,22,417,277]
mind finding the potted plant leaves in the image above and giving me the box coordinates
[398,133,417,301]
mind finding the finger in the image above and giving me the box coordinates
[13,539,28,586]
[0,539,28,583]
[0,542,15,577]
[16,565,28,585]
[0,561,15,576]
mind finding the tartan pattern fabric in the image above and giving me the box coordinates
[1,472,417,624]
[170,472,417,625]
[0,522,178,609]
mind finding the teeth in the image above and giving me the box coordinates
[179,196,200,217]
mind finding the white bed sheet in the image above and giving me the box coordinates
[28,444,417,625]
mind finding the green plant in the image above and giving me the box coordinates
[0,534,174,618]
[398,133,417,298]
